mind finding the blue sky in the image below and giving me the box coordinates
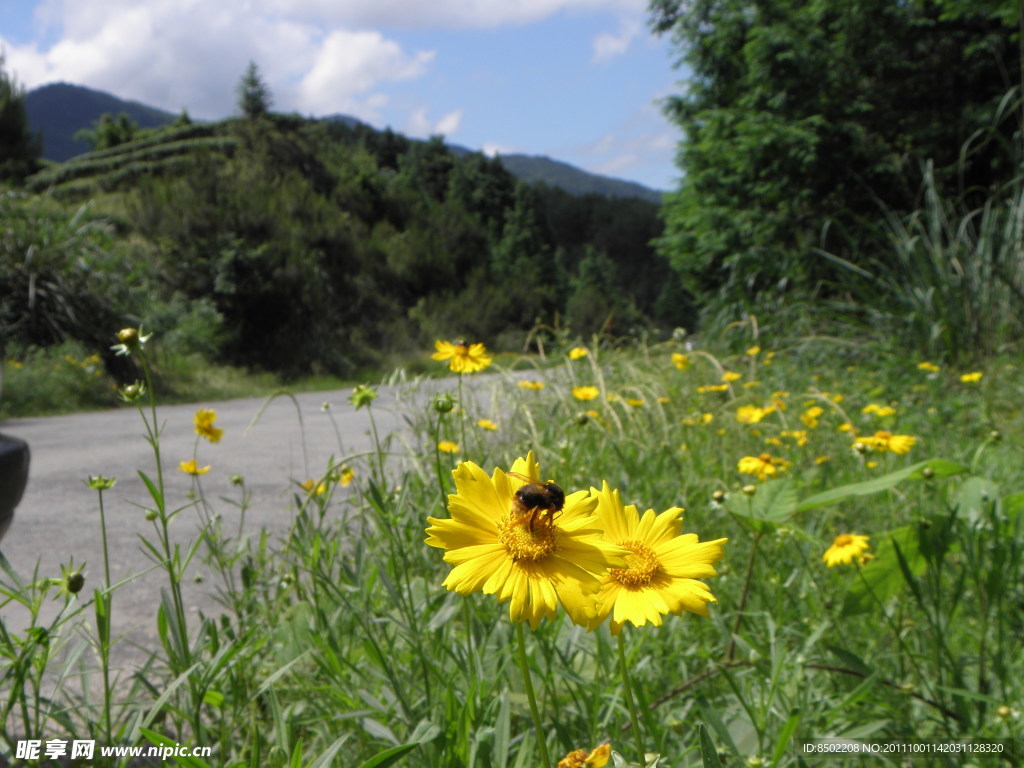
[0,0,685,191]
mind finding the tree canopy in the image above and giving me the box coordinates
[0,55,41,182]
[650,0,1020,314]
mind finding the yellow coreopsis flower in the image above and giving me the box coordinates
[738,453,790,481]
[746,345,761,356]
[697,383,729,393]
[179,459,210,476]
[476,419,498,431]
[671,352,690,370]
[437,440,460,454]
[425,453,626,629]
[300,478,327,496]
[588,483,726,635]
[801,406,824,429]
[518,380,545,391]
[558,744,612,768]
[193,408,223,443]
[861,430,917,454]
[735,404,774,424]
[721,370,742,382]
[862,403,896,418]
[822,533,871,567]
[917,361,940,372]
[568,346,589,360]
[432,339,492,373]
[339,466,355,487]
[960,371,983,383]
[573,386,600,401]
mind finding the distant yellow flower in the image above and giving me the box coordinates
[339,466,355,487]
[838,422,853,433]
[300,478,327,496]
[721,370,742,382]
[433,339,492,373]
[588,482,726,635]
[179,459,210,476]
[815,456,830,464]
[518,380,545,391]
[738,453,790,481]
[861,430,917,454]
[822,533,871,567]
[657,396,670,404]
[558,743,612,768]
[476,419,498,431]
[862,403,896,418]
[960,371,983,383]
[746,345,761,356]
[193,408,223,443]
[425,453,626,629]
[697,383,729,393]
[781,429,808,446]
[671,352,689,370]
[573,386,600,401]
[801,406,824,429]
[735,404,774,424]
[437,441,460,454]
[569,346,589,360]
[625,397,645,407]
[918,361,940,372]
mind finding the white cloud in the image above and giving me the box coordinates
[591,18,640,63]
[482,142,516,156]
[404,106,463,138]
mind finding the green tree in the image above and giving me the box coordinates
[650,0,1019,315]
[237,61,273,119]
[0,56,41,182]
[73,112,139,151]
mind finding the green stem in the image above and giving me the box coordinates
[617,632,646,763]
[96,488,113,741]
[367,405,386,488]
[515,622,552,768]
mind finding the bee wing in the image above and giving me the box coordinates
[506,471,540,488]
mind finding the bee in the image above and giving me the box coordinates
[507,472,565,532]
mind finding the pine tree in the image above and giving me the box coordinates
[0,55,41,182]
[237,61,272,119]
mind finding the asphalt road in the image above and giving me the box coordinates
[0,379,444,678]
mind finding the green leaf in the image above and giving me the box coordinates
[796,459,967,513]
[956,476,999,524]
[354,742,420,768]
[140,728,215,768]
[698,724,723,768]
[772,710,801,766]
[842,526,925,615]
[726,478,797,530]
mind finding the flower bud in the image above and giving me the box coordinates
[65,571,85,594]
[742,484,757,497]
[433,393,456,414]
[711,489,726,503]
[921,467,934,479]
[349,383,378,410]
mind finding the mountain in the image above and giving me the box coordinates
[25,83,663,200]
[25,83,180,162]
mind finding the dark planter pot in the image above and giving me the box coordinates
[0,433,30,542]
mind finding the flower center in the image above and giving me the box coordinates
[834,533,854,547]
[498,510,557,561]
[610,540,659,588]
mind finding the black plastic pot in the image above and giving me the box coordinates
[0,433,29,542]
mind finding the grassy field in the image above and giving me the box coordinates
[0,329,1021,767]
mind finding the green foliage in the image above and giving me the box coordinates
[0,55,41,182]
[73,111,140,151]
[651,0,1020,324]
[237,61,273,120]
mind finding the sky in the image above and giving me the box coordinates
[0,0,686,191]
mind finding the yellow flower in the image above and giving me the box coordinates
[558,744,612,768]
[960,371,983,383]
[300,478,327,496]
[746,345,761,356]
[339,466,355,487]
[588,483,726,635]
[697,383,729,393]
[801,406,824,429]
[425,453,626,629]
[671,352,689,370]
[179,459,210,476]
[476,419,498,431]
[657,396,670,404]
[822,533,871,567]
[572,386,600,401]
[437,440,460,454]
[432,339,492,374]
[518,380,545,391]
[625,397,645,407]
[735,404,774,424]
[193,408,223,443]
[862,403,896,418]
[737,453,790,481]
[917,361,940,372]
[721,370,742,382]
[815,455,830,464]
[568,346,589,360]
[780,429,808,446]
[861,430,917,455]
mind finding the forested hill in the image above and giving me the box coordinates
[9,109,690,379]
[25,83,662,202]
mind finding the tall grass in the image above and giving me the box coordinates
[0,331,1020,766]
